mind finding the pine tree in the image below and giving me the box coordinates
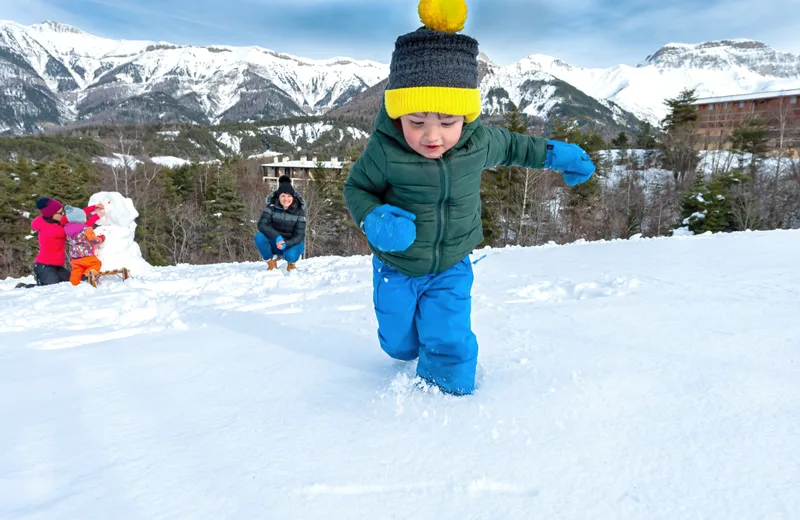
[503,103,527,134]
[660,89,700,187]
[38,158,91,207]
[0,160,39,276]
[550,118,572,141]
[205,162,247,262]
[662,89,699,130]
[611,132,629,150]
[677,170,747,234]
[635,122,659,149]
[730,117,767,177]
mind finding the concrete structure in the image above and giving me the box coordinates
[692,89,800,155]
[260,156,348,190]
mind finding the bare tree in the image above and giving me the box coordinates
[108,125,145,197]
[660,125,700,189]
[767,97,794,227]
[162,202,205,264]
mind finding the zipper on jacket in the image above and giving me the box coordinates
[432,157,451,273]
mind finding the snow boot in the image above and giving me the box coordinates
[266,258,278,271]
[287,263,297,272]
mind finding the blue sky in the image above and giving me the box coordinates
[4,0,799,67]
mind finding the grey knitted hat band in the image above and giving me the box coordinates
[387,28,479,91]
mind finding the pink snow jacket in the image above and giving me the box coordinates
[31,206,100,265]
[65,222,105,260]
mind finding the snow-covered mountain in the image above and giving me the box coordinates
[510,40,800,125]
[0,20,388,134]
[2,19,800,135]
[334,39,800,131]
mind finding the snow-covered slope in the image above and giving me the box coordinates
[259,122,369,147]
[2,230,799,518]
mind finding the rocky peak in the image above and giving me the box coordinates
[642,40,800,78]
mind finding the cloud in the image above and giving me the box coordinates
[0,0,90,28]
[3,0,798,67]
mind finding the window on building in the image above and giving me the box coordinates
[791,96,798,104]
[723,102,729,109]
[738,101,745,108]
[708,103,714,111]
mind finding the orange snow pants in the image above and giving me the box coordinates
[70,256,102,286]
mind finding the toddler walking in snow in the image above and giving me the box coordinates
[64,205,106,286]
[344,0,596,395]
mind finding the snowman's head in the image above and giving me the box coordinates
[88,191,139,227]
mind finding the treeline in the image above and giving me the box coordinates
[1,89,798,280]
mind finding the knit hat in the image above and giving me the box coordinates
[35,197,63,218]
[275,175,296,197]
[64,205,86,224]
[384,0,481,122]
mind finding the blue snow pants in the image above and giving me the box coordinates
[254,232,304,263]
[372,255,479,395]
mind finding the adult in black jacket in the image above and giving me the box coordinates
[255,175,306,271]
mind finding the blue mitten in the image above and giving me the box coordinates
[275,235,285,250]
[545,140,596,186]
[363,204,416,252]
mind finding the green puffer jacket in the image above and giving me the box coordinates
[344,104,548,277]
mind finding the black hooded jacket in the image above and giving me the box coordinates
[257,191,307,247]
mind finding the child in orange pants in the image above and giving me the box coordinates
[64,205,106,286]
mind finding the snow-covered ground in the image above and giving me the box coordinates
[149,156,192,168]
[599,149,800,188]
[1,231,799,519]
[94,153,143,169]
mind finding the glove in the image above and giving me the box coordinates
[97,234,106,243]
[363,204,416,252]
[275,235,285,250]
[545,140,596,186]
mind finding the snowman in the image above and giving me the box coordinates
[88,191,153,276]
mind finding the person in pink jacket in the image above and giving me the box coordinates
[30,197,103,286]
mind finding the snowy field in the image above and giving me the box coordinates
[1,230,799,519]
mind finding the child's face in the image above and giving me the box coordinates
[399,112,465,159]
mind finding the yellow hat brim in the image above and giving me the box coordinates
[385,86,481,123]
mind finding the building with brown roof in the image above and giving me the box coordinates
[692,88,800,155]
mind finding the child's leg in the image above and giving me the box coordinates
[85,256,102,275]
[69,258,90,286]
[415,257,479,395]
[254,232,277,260]
[282,242,305,263]
[372,257,421,361]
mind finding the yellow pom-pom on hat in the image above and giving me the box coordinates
[385,0,480,122]
[418,0,468,33]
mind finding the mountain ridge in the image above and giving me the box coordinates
[2,19,800,136]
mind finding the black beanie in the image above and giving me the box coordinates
[275,175,295,197]
[384,0,481,122]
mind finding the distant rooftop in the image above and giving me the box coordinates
[692,88,800,105]
[261,156,347,170]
